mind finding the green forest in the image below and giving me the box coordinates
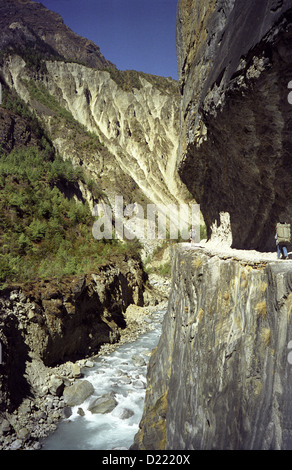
[0,144,142,285]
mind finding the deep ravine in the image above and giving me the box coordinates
[41,305,166,450]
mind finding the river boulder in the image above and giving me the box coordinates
[63,380,94,407]
[88,392,118,414]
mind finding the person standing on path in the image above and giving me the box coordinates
[189,225,196,244]
[275,223,290,259]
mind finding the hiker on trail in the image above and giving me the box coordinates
[189,225,196,244]
[275,222,290,259]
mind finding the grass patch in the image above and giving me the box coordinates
[155,262,171,278]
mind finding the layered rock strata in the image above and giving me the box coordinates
[177,0,292,250]
[132,244,292,450]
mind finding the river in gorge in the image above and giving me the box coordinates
[41,306,166,450]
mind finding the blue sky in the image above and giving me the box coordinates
[38,0,179,80]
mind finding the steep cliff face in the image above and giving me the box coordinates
[177,0,292,251]
[132,2,292,449]
[132,245,292,450]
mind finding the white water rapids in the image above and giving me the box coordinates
[42,307,165,450]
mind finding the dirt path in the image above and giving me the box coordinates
[182,240,292,264]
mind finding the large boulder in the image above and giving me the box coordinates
[63,380,94,407]
[48,375,65,397]
[88,392,118,414]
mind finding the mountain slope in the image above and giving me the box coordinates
[0,0,189,284]
[0,0,113,69]
[0,83,144,285]
[0,0,192,246]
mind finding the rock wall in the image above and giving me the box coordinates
[132,244,292,450]
[177,0,292,251]
[0,106,40,153]
[0,258,146,413]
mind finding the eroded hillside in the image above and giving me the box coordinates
[1,55,187,210]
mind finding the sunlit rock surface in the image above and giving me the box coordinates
[1,56,188,214]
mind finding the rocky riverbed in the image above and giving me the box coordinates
[0,274,170,450]
[42,303,167,450]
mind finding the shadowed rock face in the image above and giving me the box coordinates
[177,0,292,251]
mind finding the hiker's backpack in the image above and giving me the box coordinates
[276,223,291,244]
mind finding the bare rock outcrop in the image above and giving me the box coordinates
[132,244,292,450]
[177,0,292,251]
[0,107,40,153]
